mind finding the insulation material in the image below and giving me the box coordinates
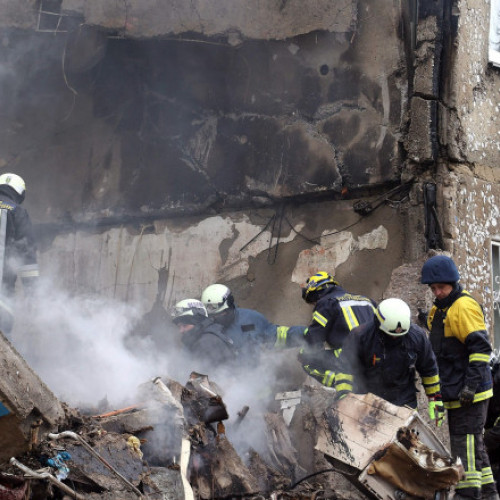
[366,428,461,500]
[316,392,415,470]
[317,393,458,500]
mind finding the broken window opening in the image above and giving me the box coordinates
[490,0,500,67]
[36,0,71,33]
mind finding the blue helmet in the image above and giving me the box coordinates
[421,255,460,284]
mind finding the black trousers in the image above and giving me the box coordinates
[448,400,497,499]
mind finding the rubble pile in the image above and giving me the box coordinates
[0,330,462,500]
[0,329,352,499]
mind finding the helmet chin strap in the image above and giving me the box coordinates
[382,332,405,344]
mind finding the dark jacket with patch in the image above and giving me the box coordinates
[181,318,236,374]
[222,307,306,353]
[335,320,440,408]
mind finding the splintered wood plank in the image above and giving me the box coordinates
[315,393,415,470]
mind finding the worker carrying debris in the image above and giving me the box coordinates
[172,298,236,376]
[421,254,499,500]
[200,283,306,358]
[0,172,39,334]
[298,271,376,387]
[334,298,445,425]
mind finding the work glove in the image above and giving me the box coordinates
[417,308,428,328]
[428,394,445,427]
[459,385,475,408]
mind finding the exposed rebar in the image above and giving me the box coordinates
[48,431,143,498]
[10,457,86,500]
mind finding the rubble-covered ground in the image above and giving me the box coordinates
[0,327,366,500]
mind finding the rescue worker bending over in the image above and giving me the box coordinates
[335,298,444,425]
[201,284,306,359]
[299,271,376,388]
[172,298,235,377]
[0,173,39,333]
[421,254,499,500]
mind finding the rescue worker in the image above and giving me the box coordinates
[334,298,445,424]
[172,298,235,376]
[421,254,499,500]
[485,420,500,493]
[0,173,39,333]
[484,356,500,488]
[200,283,306,359]
[299,271,377,387]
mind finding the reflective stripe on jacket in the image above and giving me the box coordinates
[427,291,493,406]
[304,286,376,350]
[335,320,440,408]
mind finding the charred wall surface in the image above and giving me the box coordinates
[0,0,407,223]
[0,0,414,326]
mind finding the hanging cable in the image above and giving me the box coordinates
[423,182,444,250]
[239,214,276,252]
[267,204,285,265]
[238,181,415,262]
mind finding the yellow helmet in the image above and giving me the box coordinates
[302,271,339,303]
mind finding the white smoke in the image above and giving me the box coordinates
[9,277,173,409]
[7,275,304,468]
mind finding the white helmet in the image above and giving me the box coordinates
[201,284,234,315]
[0,173,25,198]
[171,299,208,324]
[376,298,411,336]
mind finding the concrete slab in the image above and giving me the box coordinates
[0,331,65,464]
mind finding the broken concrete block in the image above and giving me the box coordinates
[53,432,144,493]
[0,331,65,464]
[142,467,184,500]
[191,435,260,499]
[275,390,301,425]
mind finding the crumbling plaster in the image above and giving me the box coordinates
[437,167,500,333]
[62,0,357,41]
[33,200,406,329]
[442,0,500,165]
[0,0,419,335]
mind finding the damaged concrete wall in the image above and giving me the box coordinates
[63,0,357,41]
[440,0,500,166]
[36,199,409,326]
[435,167,500,336]
[413,0,500,339]
[0,0,407,223]
[3,0,357,40]
[0,0,416,331]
